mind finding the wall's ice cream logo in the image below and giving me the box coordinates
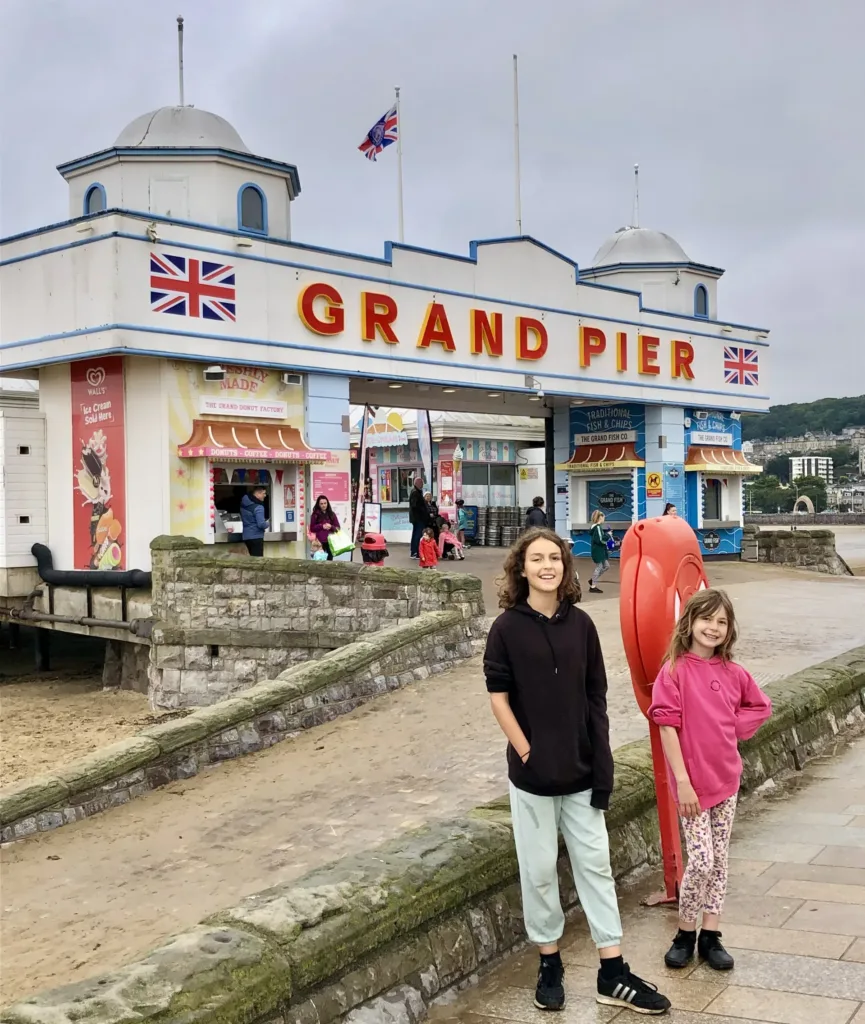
[368,410,408,447]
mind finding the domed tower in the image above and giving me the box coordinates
[57,104,301,239]
[580,220,724,321]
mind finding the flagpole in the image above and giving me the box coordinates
[395,86,405,243]
[177,16,185,106]
[513,54,522,235]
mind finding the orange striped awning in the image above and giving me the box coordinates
[685,446,762,475]
[556,442,645,473]
[178,420,330,463]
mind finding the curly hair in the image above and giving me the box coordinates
[496,527,581,609]
[667,587,738,667]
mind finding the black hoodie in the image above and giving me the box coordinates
[484,600,613,809]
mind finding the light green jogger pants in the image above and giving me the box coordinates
[509,784,623,948]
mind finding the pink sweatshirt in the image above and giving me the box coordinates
[648,653,772,809]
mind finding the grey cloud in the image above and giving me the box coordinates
[1,0,862,402]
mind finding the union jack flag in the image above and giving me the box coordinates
[723,346,759,386]
[358,104,398,162]
[150,253,236,322]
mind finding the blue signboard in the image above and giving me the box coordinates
[570,403,646,452]
[462,505,479,539]
[684,410,742,449]
[587,478,633,523]
[697,526,741,557]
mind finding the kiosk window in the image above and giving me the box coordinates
[703,478,723,521]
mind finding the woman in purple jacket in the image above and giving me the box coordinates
[309,495,340,561]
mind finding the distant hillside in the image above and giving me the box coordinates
[742,395,865,441]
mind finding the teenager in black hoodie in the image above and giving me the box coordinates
[484,528,670,1016]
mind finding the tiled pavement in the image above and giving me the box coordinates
[429,738,865,1024]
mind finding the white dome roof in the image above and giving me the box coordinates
[591,226,690,267]
[114,106,249,152]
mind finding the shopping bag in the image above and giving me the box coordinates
[327,528,354,557]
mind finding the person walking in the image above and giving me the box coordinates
[483,527,671,1016]
[589,510,612,594]
[455,498,469,552]
[650,588,771,973]
[408,477,426,558]
[240,485,269,557]
[525,496,547,530]
[309,494,340,561]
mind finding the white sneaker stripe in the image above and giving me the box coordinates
[612,983,623,998]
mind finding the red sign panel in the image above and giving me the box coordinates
[71,357,127,570]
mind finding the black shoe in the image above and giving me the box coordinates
[698,930,734,971]
[534,954,565,1011]
[664,928,696,969]
[596,964,671,1015]
[589,586,603,594]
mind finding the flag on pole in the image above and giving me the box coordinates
[358,104,398,162]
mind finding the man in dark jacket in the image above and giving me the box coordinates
[408,477,426,558]
[525,496,547,530]
[240,486,269,557]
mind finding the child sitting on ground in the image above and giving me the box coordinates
[310,539,329,561]
[437,519,465,560]
[418,527,439,569]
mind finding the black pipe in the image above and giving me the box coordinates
[31,544,152,589]
[544,415,556,533]
[7,606,152,638]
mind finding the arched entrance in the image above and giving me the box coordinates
[793,495,815,514]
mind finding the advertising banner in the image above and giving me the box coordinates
[417,409,433,489]
[71,356,127,570]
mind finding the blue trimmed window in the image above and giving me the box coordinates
[238,183,267,235]
[694,284,709,318]
[84,183,106,216]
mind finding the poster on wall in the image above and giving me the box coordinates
[571,404,644,447]
[312,471,351,534]
[439,460,455,506]
[587,478,633,523]
[71,356,127,570]
[663,463,685,510]
[646,471,663,499]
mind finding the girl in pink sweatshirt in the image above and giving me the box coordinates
[648,587,771,973]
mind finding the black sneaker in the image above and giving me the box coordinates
[698,930,734,971]
[534,954,565,1011]
[596,964,671,1015]
[589,586,603,594]
[664,928,696,969]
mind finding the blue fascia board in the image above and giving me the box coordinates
[581,260,725,278]
[0,215,769,336]
[56,146,302,197]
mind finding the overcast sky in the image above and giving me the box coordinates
[1,0,863,405]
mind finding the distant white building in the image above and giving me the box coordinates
[790,455,833,484]
[828,483,865,512]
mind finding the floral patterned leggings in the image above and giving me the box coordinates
[679,794,738,924]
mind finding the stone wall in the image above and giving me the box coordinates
[148,536,485,708]
[0,612,477,843]
[741,524,852,575]
[746,513,865,526]
[5,646,864,1024]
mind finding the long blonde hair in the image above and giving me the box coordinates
[667,588,738,667]
[590,509,605,525]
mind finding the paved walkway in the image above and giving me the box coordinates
[1,568,863,1002]
[430,738,865,1024]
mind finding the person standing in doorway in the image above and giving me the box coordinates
[309,494,340,561]
[589,510,612,594]
[525,496,547,530]
[241,485,270,557]
[409,477,426,558]
[484,528,671,1016]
